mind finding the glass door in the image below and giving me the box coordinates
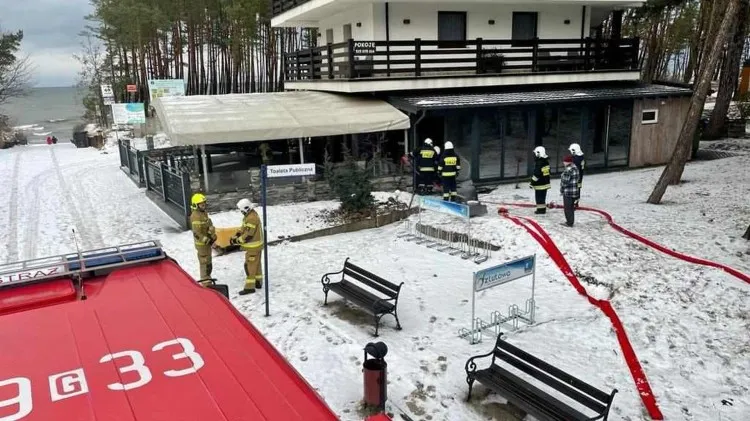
[478,108,504,179]
[503,110,531,179]
[606,102,632,167]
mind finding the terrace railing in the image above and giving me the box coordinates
[283,37,640,81]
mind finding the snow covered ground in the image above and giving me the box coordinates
[0,141,748,421]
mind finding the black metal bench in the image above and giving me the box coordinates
[465,335,617,421]
[321,258,403,336]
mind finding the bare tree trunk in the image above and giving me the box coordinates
[647,0,743,204]
[705,2,750,139]
[684,0,711,83]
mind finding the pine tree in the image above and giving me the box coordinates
[324,142,375,215]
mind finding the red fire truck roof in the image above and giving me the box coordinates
[0,244,339,421]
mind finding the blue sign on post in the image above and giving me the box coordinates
[461,255,537,344]
[474,255,535,292]
[419,196,469,219]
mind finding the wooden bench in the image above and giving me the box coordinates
[465,335,617,421]
[321,258,403,336]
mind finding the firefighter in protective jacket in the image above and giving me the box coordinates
[413,138,438,194]
[438,141,461,201]
[232,199,264,295]
[530,146,551,214]
[189,193,217,286]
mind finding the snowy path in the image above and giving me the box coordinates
[0,142,748,420]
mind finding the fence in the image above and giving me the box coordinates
[118,139,145,186]
[284,37,640,81]
[118,139,193,229]
[144,157,193,229]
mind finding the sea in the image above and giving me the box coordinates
[0,86,86,144]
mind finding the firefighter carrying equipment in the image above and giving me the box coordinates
[233,208,264,250]
[233,207,264,292]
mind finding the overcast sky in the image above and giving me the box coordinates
[2,0,92,87]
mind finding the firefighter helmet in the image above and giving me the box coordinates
[533,146,547,158]
[237,198,253,214]
[444,141,454,150]
[191,193,207,210]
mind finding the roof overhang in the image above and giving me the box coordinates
[388,83,693,112]
[153,91,411,146]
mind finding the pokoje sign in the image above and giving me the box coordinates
[353,41,376,55]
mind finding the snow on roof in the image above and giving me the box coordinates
[152,91,411,146]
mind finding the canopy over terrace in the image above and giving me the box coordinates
[153,91,411,145]
[152,91,412,191]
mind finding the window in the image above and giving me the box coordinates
[512,12,538,45]
[641,109,658,124]
[438,12,466,48]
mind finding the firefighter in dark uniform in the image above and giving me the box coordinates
[530,146,551,214]
[568,143,585,207]
[438,141,460,201]
[412,138,437,194]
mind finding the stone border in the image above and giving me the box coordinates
[267,208,420,246]
[216,206,501,253]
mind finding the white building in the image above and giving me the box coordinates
[271,0,693,183]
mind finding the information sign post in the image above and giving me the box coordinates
[260,163,317,316]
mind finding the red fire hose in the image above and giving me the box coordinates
[493,201,750,285]
[499,209,664,420]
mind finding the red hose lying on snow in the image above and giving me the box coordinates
[500,210,665,420]
[493,201,750,285]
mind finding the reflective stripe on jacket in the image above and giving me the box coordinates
[530,157,551,190]
[415,144,437,172]
[237,210,264,250]
[438,152,461,177]
[190,210,216,246]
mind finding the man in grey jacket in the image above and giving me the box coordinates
[560,155,580,227]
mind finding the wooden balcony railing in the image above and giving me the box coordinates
[272,0,313,17]
[282,37,640,82]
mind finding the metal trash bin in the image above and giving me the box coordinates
[363,342,388,409]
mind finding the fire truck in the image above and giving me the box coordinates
[0,241,389,421]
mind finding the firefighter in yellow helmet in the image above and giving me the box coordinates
[189,193,217,286]
[232,198,264,295]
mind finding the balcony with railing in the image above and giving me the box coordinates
[282,37,641,92]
